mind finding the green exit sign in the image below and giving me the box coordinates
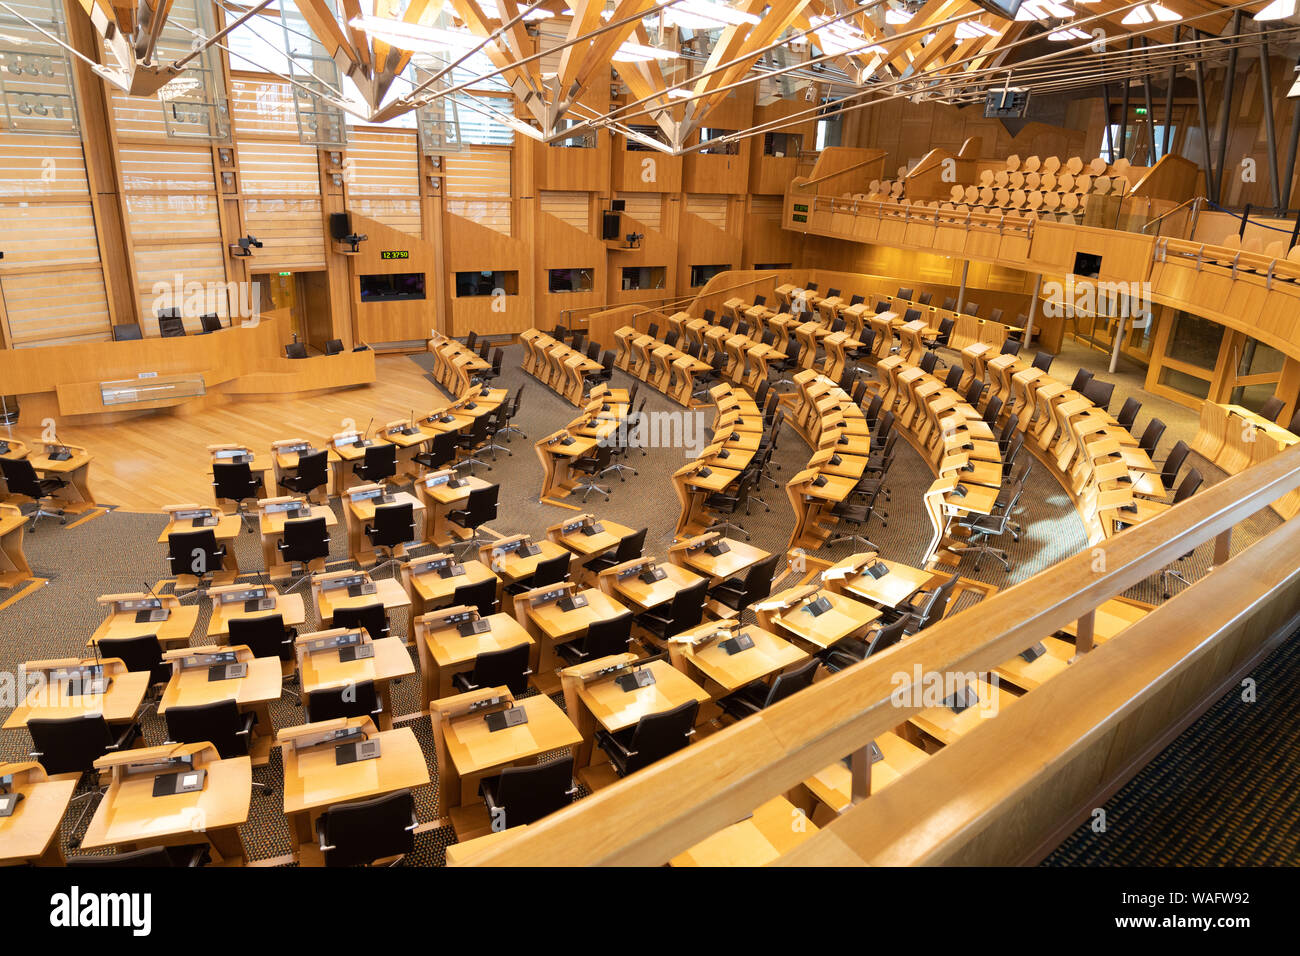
[381,250,410,260]
[1136,107,1147,115]
[278,271,291,277]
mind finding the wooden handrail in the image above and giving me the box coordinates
[795,157,884,189]
[465,442,1300,866]
[778,514,1300,866]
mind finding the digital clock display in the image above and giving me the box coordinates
[380,250,410,260]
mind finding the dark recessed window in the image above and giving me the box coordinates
[548,268,595,293]
[359,273,425,301]
[762,132,801,157]
[690,264,730,287]
[455,270,518,297]
[753,262,793,271]
[621,267,666,291]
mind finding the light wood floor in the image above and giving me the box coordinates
[5,356,442,512]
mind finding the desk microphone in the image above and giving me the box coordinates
[362,417,374,442]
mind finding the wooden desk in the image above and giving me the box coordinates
[834,559,938,610]
[910,677,1018,745]
[670,535,769,588]
[344,489,424,567]
[524,587,629,684]
[27,443,96,514]
[280,723,430,852]
[669,623,808,696]
[608,562,704,611]
[433,691,581,819]
[258,503,337,577]
[207,590,306,638]
[534,432,600,500]
[802,732,930,813]
[763,590,881,650]
[0,504,31,589]
[670,796,817,866]
[577,659,709,736]
[0,763,76,866]
[158,652,283,742]
[551,518,636,561]
[485,538,569,584]
[4,660,149,729]
[298,635,415,730]
[314,576,411,628]
[403,557,498,619]
[416,473,496,547]
[89,592,199,648]
[80,744,251,863]
[416,611,533,705]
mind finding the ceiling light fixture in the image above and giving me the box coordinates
[1254,0,1298,20]
[348,15,489,52]
[1120,3,1180,24]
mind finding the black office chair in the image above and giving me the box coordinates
[1138,417,1166,459]
[305,679,382,723]
[352,443,398,485]
[316,789,417,867]
[584,351,615,391]
[0,457,66,529]
[1083,377,1115,413]
[1115,396,1142,431]
[965,302,981,317]
[555,612,634,664]
[894,571,961,634]
[568,443,613,503]
[472,348,504,387]
[479,758,577,830]
[596,699,699,776]
[68,844,211,867]
[453,416,493,475]
[452,643,531,695]
[28,715,140,847]
[584,527,647,574]
[1288,407,1300,435]
[212,461,264,532]
[98,633,170,691]
[1032,350,1054,373]
[999,336,1020,357]
[465,331,478,351]
[708,552,779,613]
[1159,469,1206,597]
[1070,367,1094,393]
[1260,395,1286,423]
[198,314,222,334]
[446,484,499,557]
[718,657,819,721]
[365,502,417,578]
[333,603,390,643]
[504,551,570,596]
[325,339,345,355]
[941,296,956,311]
[229,614,298,701]
[635,577,708,644]
[285,342,309,359]
[1158,439,1191,491]
[278,449,329,502]
[158,314,187,337]
[413,429,459,473]
[164,700,273,794]
[823,615,908,673]
[276,515,331,593]
[453,577,499,618]
[112,322,144,341]
[942,363,964,391]
[166,528,226,598]
[955,473,1025,571]
[497,386,527,442]
[983,395,1004,427]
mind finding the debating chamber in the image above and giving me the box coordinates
[0,0,1297,883]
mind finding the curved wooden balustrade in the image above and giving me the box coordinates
[453,442,1300,866]
[611,319,713,407]
[1191,402,1300,519]
[787,187,1300,365]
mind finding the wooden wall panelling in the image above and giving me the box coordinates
[611,138,683,193]
[535,205,609,333]
[344,212,439,349]
[748,99,818,196]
